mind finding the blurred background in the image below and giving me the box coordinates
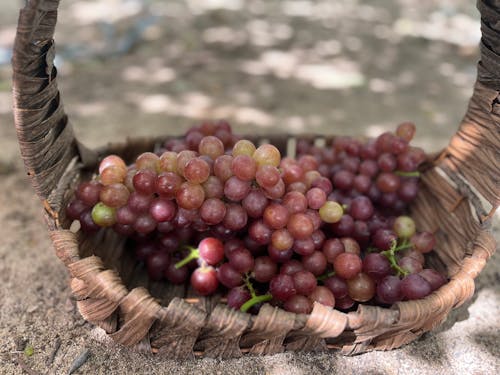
[0,0,481,167]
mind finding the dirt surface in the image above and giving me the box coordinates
[0,1,499,374]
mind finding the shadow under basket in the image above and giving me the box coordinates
[12,0,499,359]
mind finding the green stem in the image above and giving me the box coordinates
[381,240,409,277]
[317,270,336,282]
[240,294,272,313]
[395,171,420,177]
[174,247,199,269]
[244,273,256,298]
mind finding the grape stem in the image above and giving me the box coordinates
[317,270,336,282]
[174,246,199,269]
[395,170,420,177]
[240,294,272,313]
[240,273,272,313]
[381,240,410,277]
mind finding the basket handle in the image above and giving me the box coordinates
[12,0,96,201]
[437,0,500,221]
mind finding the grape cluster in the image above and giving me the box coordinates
[66,120,447,315]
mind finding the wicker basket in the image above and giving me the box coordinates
[12,0,499,359]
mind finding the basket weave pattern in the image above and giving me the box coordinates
[12,0,499,358]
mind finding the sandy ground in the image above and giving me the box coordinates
[0,1,499,374]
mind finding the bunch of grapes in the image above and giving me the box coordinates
[66,120,447,315]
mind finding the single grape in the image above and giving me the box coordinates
[191,266,219,296]
[227,287,252,310]
[242,189,269,219]
[311,176,333,195]
[146,251,170,281]
[66,199,88,221]
[292,270,317,295]
[198,237,224,265]
[231,155,257,181]
[268,245,294,263]
[224,176,251,202]
[419,269,447,291]
[217,263,243,288]
[76,181,102,206]
[398,256,423,275]
[353,175,371,194]
[199,198,226,225]
[309,286,335,307]
[324,276,348,299]
[253,256,277,283]
[221,204,247,231]
[263,203,290,230]
[280,259,304,275]
[319,201,343,223]
[202,175,224,199]
[99,183,130,208]
[176,182,205,210]
[400,274,432,300]
[99,155,127,175]
[298,154,319,171]
[331,214,354,237]
[282,164,304,185]
[149,198,176,222]
[269,274,296,301]
[302,251,327,276]
[372,229,397,250]
[185,130,204,150]
[158,151,178,173]
[133,169,157,195]
[184,157,210,184]
[79,209,101,232]
[363,253,392,280]
[133,214,157,234]
[156,172,183,198]
[398,179,419,203]
[311,230,326,250]
[213,155,234,182]
[347,273,376,302]
[228,247,254,273]
[322,239,344,263]
[335,295,355,310]
[333,252,362,280]
[283,192,308,214]
[136,152,160,172]
[396,121,416,142]
[158,233,179,252]
[376,275,403,304]
[376,173,401,193]
[253,144,281,167]
[349,196,374,221]
[333,170,355,191]
[271,229,294,251]
[411,232,436,253]
[283,295,313,314]
[91,202,116,227]
[255,165,280,189]
[393,216,416,238]
[287,213,314,240]
[341,237,361,255]
[199,135,224,160]
[232,139,256,157]
[100,165,127,185]
[377,153,397,172]
[263,179,286,200]
[292,238,315,256]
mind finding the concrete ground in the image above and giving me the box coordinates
[0,1,498,374]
